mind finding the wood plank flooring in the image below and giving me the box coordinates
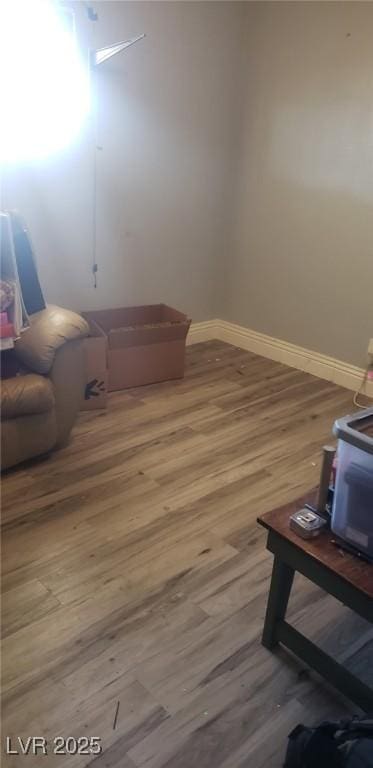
[2,341,372,768]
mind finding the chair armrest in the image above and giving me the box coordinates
[14,305,89,374]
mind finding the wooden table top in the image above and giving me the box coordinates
[258,491,373,599]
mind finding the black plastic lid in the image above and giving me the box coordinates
[333,407,373,456]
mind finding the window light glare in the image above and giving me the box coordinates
[0,0,90,164]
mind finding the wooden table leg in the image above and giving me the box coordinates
[262,555,295,650]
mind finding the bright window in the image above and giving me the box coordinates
[0,0,90,164]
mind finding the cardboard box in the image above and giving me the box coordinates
[83,304,191,391]
[81,318,108,410]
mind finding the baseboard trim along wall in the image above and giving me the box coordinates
[187,319,373,398]
[187,320,217,346]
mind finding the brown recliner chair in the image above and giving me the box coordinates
[1,305,89,470]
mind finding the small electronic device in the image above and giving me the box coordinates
[290,508,327,539]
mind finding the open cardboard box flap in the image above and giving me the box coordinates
[84,303,189,328]
[108,321,189,349]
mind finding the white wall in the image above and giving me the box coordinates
[3,2,372,368]
[2,1,245,320]
[224,2,373,368]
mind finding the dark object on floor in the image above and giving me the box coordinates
[113,701,120,730]
[284,715,373,767]
[258,492,373,711]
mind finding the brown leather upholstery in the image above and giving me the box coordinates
[1,374,54,419]
[14,305,89,374]
[1,305,88,470]
[2,411,57,470]
[50,338,87,447]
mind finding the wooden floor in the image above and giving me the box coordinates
[2,341,372,768]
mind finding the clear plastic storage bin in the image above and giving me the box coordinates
[331,408,373,557]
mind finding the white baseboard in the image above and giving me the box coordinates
[188,318,373,398]
[186,319,218,345]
